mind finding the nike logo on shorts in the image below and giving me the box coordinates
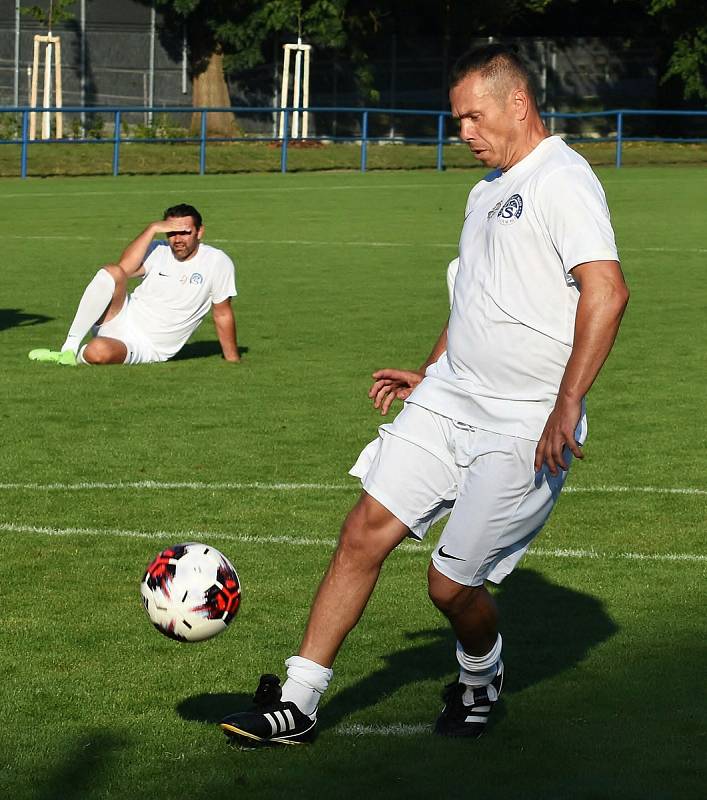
[158,272,168,276]
[437,545,465,561]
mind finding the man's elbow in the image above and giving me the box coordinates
[615,281,630,315]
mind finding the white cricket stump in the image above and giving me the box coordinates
[279,40,312,140]
[30,33,63,141]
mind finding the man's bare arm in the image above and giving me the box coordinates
[534,260,629,474]
[118,221,176,278]
[369,321,449,415]
[212,299,240,363]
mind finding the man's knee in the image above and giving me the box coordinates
[428,563,482,617]
[335,494,407,566]
[101,264,127,287]
[83,338,125,365]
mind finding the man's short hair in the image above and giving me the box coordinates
[449,44,537,106]
[163,203,203,229]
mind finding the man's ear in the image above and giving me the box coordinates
[197,225,204,241]
[513,89,530,121]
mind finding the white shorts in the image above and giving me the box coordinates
[95,296,164,365]
[350,403,586,587]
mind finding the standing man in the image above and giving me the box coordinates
[221,44,629,745]
[29,203,240,366]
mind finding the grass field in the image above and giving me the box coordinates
[1,165,705,799]
[1,139,706,177]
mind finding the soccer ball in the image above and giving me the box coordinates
[141,542,241,642]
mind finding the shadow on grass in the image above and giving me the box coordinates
[173,341,249,361]
[317,568,617,731]
[177,691,252,723]
[32,729,129,800]
[0,308,53,331]
[177,568,617,733]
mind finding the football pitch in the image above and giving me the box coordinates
[1,166,705,799]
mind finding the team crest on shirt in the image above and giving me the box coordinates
[487,201,502,220]
[189,273,204,285]
[497,194,523,225]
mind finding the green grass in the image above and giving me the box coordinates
[1,167,705,799]
[0,139,706,177]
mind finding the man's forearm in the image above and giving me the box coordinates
[214,308,240,362]
[558,279,628,403]
[118,224,159,276]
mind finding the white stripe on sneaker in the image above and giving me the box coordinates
[283,709,296,729]
[265,713,278,736]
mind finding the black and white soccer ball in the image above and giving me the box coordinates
[141,542,241,642]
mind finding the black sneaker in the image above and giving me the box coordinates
[220,674,317,746]
[434,660,504,738]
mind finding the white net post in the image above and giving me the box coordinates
[278,45,292,139]
[302,47,311,138]
[279,42,312,141]
[292,46,302,137]
[30,33,63,141]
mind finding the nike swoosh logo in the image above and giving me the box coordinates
[158,272,168,276]
[437,545,465,561]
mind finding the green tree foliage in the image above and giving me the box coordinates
[648,0,707,100]
[21,0,75,31]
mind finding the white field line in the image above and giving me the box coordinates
[0,480,705,497]
[9,234,707,254]
[0,522,704,563]
[0,521,333,548]
[0,183,470,201]
[0,480,354,491]
[334,723,432,737]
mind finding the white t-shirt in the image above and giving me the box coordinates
[408,136,619,441]
[129,242,237,359]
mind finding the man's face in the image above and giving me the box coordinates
[450,72,518,171]
[165,216,203,261]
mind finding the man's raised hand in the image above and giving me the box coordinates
[369,369,424,415]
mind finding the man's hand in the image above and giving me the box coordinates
[369,369,424,415]
[534,395,584,475]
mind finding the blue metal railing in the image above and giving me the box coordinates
[1,105,706,178]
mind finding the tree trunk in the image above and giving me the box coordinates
[191,49,240,136]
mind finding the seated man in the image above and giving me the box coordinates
[29,203,240,366]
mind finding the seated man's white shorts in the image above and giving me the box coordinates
[94,296,164,365]
[350,403,587,586]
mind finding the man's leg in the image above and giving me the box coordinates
[298,492,410,667]
[427,566,504,738]
[427,566,498,656]
[220,492,409,745]
[62,265,127,353]
[29,265,127,364]
[81,336,128,365]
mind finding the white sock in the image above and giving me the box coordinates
[280,655,333,718]
[457,634,503,696]
[61,268,116,353]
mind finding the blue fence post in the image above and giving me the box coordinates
[281,109,289,173]
[20,109,29,179]
[436,113,445,171]
[199,110,207,175]
[615,111,623,169]
[112,110,121,176]
[361,110,369,172]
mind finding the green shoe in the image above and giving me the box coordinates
[57,350,77,366]
[28,348,61,363]
[28,348,77,366]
